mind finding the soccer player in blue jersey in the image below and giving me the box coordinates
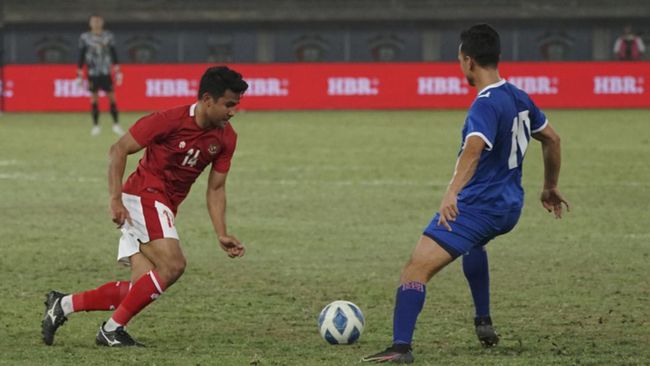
[362,24,569,363]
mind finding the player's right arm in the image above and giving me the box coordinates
[77,35,86,82]
[532,124,570,218]
[107,32,123,85]
[437,98,496,231]
[437,135,485,231]
[108,133,144,226]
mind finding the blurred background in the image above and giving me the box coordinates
[2,0,648,65]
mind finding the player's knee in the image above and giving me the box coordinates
[407,252,434,270]
[158,257,186,285]
[401,258,432,283]
[169,257,186,280]
[414,261,435,277]
[403,245,452,283]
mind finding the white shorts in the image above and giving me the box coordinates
[117,193,179,266]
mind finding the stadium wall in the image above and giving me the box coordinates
[1,62,648,111]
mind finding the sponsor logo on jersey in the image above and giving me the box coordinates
[245,78,289,96]
[508,76,559,95]
[179,141,186,149]
[417,76,469,95]
[593,76,644,94]
[327,77,379,96]
[208,144,220,155]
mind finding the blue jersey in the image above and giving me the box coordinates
[457,80,547,213]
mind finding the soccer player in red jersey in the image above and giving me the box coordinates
[42,66,249,347]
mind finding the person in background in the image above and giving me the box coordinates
[613,25,646,61]
[77,15,124,136]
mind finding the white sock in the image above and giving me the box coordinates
[103,317,123,332]
[61,295,74,316]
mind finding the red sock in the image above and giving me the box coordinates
[71,281,130,312]
[112,270,166,326]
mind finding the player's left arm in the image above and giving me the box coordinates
[206,169,245,258]
[76,37,86,83]
[437,136,485,231]
[532,123,570,218]
[108,33,122,85]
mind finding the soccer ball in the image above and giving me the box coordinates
[318,300,365,345]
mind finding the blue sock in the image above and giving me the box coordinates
[462,247,490,318]
[392,282,426,345]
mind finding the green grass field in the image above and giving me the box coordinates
[0,109,649,366]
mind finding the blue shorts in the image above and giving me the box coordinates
[423,208,521,258]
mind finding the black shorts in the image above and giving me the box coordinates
[88,75,114,93]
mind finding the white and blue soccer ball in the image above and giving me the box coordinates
[318,300,365,345]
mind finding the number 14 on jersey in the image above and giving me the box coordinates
[182,148,200,167]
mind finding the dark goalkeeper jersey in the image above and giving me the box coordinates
[78,31,118,76]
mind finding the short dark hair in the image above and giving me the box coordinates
[198,66,248,100]
[459,24,501,68]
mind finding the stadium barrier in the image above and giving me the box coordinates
[1,62,648,111]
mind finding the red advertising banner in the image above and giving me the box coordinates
[1,62,648,111]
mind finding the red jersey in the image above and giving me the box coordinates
[123,103,237,213]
